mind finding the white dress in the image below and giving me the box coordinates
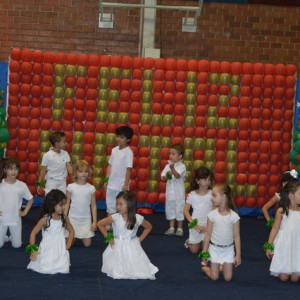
[102,213,159,280]
[270,210,300,276]
[27,218,70,274]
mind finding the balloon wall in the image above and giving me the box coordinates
[6,48,297,212]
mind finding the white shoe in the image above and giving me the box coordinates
[184,239,189,248]
[175,228,184,236]
[164,228,175,235]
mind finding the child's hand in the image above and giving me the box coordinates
[103,183,108,190]
[19,211,27,217]
[161,176,167,182]
[234,254,241,267]
[122,185,127,191]
[195,225,205,233]
[109,239,115,248]
[266,249,273,259]
[37,186,45,196]
[91,223,97,231]
[30,251,39,261]
[169,163,174,169]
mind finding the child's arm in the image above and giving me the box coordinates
[64,190,71,215]
[201,218,213,261]
[104,164,111,189]
[266,207,283,259]
[20,198,33,217]
[97,216,114,246]
[28,217,46,261]
[65,215,74,250]
[184,202,204,232]
[37,166,47,195]
[169,163,181,179]
[90,191,97,231]
[66,162,73,182]
[123,167,132,191]
[262,195,278,221]
[139,219,152,242]
[233,220,241,267]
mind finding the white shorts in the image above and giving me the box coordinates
[165,199,184,221]
[208,243,235,264]
[67,217,94,239]
[45,178,67,195]
[106,188,121,214]
[0,223,22,248]
[188,228,205,244]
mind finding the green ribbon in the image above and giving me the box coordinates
[104,232,114,244]
[25,244,39,253]
[263,242,274,252]
[266,218,275,228]
[103,177,109,183]
[35,180,46,187]
[188,219,198,229]
[199,251,210,259]
[166,171,172,180]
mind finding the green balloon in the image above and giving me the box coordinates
[66,65,76,76]
[93,177,102,189]
[95,133,106,144]
[185,116,195,127]
[73,131,83,143]
[107,112,118,123]
[220,73,231,85]
[218,117,228,128]
[204,150,215,162]
[161,137,171,148]
[97,111,107,122]
[150,160,160,170]
[205,161,214,171]
[184,149,193,160]
[231,75,240,85]
[207,107,217,117]
[151,114,162,126]
[194,138,205,150]
[55,76,64,87]
[122,69,131,79]
[118,112,129,123]
[228,119,238,129]
[207,117,217,128]
[54,87,64,98]
[72,143,83,155]
[99,78,109,89]
[98,89,109,100]
[227,163,236,173]
[150,137,161,148]
[40,131,50,142]
[93,155,106,168]
[186,105,195,116]
[184,160,193,171]
[163,114,173,126]
[110,67,121,78]
[228,140,237,150]
[184,138,194,149]
[150,147,160,159]
[77,66,87,77]
[55,64,65,76]
[148,180,158,192]
[143,80,152,92]
[187,82,196,94]
[106,133,116,146]
[0,128,9,142]
[236,185,245,196]
[100,67,109,78]
[71,155,81,164]
[219,95,229,106]
[139,135,150,147]
[186,94,196,105]
[65,88,75,98]
[53,98,63,109]
[98,100,108,111]
[143,92,152,103]
[141,114,151,125]
[246,185,257,197]
[185,171,192,182]
[231,85,240,96]
[0,107,6,119]
[149,169,159,180]
[210,73,219,84]
[142,103,151,114]
[187,71,196,82]
[143,70,153,80]
[109,90,119,101]
[52,109,63,120]
[94,144,105,155]
[40,141,51,152]
[93,167,104,177]
[206,139,215,150]
[194,160,205,170]
[226,173,236,185]
[184,182,191,193]
[227,150,237,162]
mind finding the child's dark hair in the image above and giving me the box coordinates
[171,143,185,156]
[116,191,136,230]
[40,189,67,230]
[214,183,237,212]
[191,167,212,190]
[116,126,134,141]
[279,181,300,216]
[0,157,20,182]
[49,131,66,146]
[281,170,298,186]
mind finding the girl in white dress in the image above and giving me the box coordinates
[64,160,97,247]
[97,191,159,280]
[184,167,213,254]
[262,170,298,227]
[27,189,74,274]
[201,184,241,281]
[265,181,300,282]
[0,157,33,248]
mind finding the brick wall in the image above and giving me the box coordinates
[0,0,299,74]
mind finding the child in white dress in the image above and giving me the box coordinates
[201,184,241,281]
[262,170,298,227]
[184,167,213,254]
[65,160,97,247]
[265,181,300,282]
[161,144,186,236]
[27,189,74,274]
[0,158,33,248]
[97,191,158,280]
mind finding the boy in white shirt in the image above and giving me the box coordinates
[161,144,186,236]
[37,131,73,195]
[104,126,134,216]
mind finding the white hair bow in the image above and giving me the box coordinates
[288,169,298,179]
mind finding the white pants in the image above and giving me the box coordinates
[0,223,22,248]
[165,199,184,221]
[45,178,67,195]
[106,188,121,214]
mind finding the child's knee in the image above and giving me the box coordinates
[279,273,289,282]
[223,274,233,281]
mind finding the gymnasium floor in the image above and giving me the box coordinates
[0,208,299,300]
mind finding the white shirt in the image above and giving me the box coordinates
[67,182,96,219]
[107,146,133,190]
[161,161,186,202]
[41,148,70,180]
[186,190,212,225]
[208,209,240,245]
[0,180,33,226]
